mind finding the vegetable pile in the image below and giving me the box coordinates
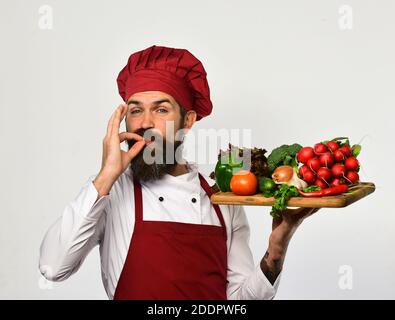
[212,144,269,193]
[297,137,361,188]
[211,137,363,218]
[267,143,302,173]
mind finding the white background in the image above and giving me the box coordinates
[0,0,393,299]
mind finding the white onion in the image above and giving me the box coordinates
[272,165,308,190]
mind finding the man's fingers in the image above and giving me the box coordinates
[119,132,144,143]
[303,207,320,218]
[110,105,122,137]
[125,140,146,161]
[308,207,320,214]
[298,207,319,214]
[285,207,320,218]
[110,104,127,137]
[106,108,118,138]
[285,207,302,215]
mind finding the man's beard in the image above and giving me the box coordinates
[127,128,185,182]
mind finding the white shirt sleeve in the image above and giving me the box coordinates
[39,175,110,282]
[226,205,281,300]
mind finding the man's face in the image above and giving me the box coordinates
[125,91,189,181]
[125,91,184,138]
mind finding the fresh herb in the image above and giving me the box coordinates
[262,190,276,198]
[270,184,299,218]
[302,185,321,192]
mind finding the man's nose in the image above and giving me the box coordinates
[140,112,154,129]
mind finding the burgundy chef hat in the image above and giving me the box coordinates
[117,45,213,121]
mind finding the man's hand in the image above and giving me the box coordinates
[93,104,146,198]
[260,207,321,285]
[270,207,320,244]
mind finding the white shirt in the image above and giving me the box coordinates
[39,162,281,299]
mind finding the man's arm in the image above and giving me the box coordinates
[93,170,116,202]
[39,174,108,282]
[39,104,145,282]
[260,232,292,285]
[226,206,282,300]
[260,207,320,285]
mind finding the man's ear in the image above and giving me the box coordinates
[183,111,197,129]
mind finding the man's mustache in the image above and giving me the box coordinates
[137,128,162,141]
[128,128,175,149]
[127,128,162,151]
[127,128,184,182]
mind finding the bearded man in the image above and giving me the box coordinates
[39,45,319,300]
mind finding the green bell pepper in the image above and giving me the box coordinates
[214,153,243,192]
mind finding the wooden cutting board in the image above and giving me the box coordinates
[210,182,376,208]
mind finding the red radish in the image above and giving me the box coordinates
[307,157,321,172]
[340,145,352,157]
[345,171,359,184]
[331,178,346,186]
[314,143,328,155]
[298,165,310,178]
[345,157,359,171]
[302,169,316,185]
[315,178,329,189]
[333,149,345,162]
[319,152,335,168]
[297,147,315,164]
[317,167,332,181]
[327,141,339,152]
[332,163,347,178]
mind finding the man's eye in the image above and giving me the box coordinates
[157,108,168,113]
[131,109,141,114]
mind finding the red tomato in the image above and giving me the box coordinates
[230,170,258,196]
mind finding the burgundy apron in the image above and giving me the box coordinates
[113,173,228,300]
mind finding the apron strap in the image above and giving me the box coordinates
[133,178,143,224]
[198,173,227,237]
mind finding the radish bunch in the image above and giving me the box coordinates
[296,137,361,188]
